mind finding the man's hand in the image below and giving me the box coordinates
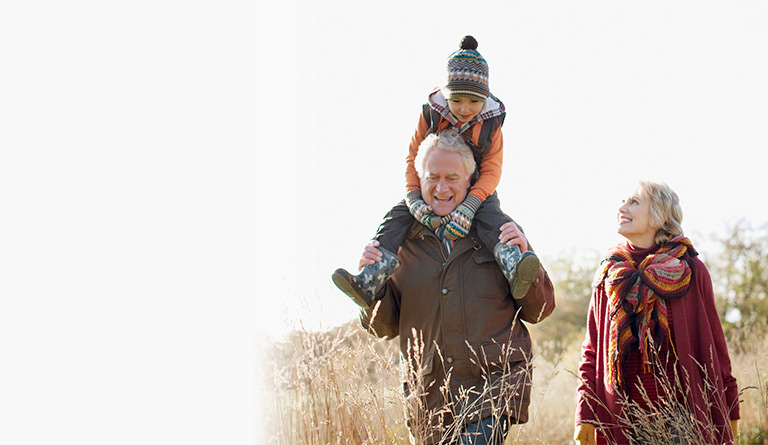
[358,240,383,270]
[499,221,529,251]
[573,423,596,445]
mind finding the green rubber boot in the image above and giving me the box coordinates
[493,243,540,299]
[331,247,401,309]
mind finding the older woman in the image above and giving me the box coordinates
[574,181,739,444]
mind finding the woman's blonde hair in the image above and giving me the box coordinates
[636,180,684,245]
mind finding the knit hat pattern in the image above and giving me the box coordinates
[444,36,489,101]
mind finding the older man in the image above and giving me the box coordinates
[353,129,555,445]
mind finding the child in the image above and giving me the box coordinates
[332,36,539,309]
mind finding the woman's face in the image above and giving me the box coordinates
[617,188,657,248]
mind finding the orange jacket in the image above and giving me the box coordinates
[405,94,504,202]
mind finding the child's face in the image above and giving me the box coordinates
[447,97,485,123]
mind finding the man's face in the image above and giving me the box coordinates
[420,149,470,216]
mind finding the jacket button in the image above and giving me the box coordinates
[534,277,541,286]
[441,288,448,295]
[446,357,454,364]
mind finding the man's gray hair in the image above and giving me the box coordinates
[415,129,476,179]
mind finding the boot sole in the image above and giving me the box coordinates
[332,269,373,310]
[511,253,540,299]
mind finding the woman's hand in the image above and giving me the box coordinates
[573,423,596,445]
[499,221,529,251]
[358,240,383,270]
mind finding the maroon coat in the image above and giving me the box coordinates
[575,242,739,444]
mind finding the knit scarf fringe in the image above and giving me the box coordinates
[593,235,697,389]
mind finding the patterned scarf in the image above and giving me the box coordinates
[435,225,455,254]
[593,236,697,389]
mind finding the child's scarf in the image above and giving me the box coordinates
[593,235,697,389]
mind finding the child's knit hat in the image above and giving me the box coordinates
[443,36,490,101]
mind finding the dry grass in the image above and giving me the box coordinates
[265,323,408,444]
[264,321,768,444]
[730,326,768,444]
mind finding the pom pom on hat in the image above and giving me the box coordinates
[444,35,489,101]
[460,35,478,50]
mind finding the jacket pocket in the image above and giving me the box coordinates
[471,249,508,300]
[476,340,529,374]
[472,248,496,264]
[402,348,435,396]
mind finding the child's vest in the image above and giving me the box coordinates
[421,103,505,170]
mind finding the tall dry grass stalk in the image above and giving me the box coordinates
[399,326,532,444]
[730,324,768,444]
[265,322,408,444]
[266,321,768,444]
[572,332,768,445]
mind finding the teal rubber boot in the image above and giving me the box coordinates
[493,243,540,299]
[331,247,401,309]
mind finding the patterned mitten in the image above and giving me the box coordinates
[444,195,482,240]
[406,190,442,230]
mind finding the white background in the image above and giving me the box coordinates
[2,1,767,443]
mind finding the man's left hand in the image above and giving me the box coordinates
[499,221,529,251]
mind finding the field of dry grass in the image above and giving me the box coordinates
[263,319,767,444]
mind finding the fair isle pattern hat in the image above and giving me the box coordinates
[443,36,489,101]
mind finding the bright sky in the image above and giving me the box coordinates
[2,1,767,443]
[264,1,768,334]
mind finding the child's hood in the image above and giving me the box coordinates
[428,88,505,127]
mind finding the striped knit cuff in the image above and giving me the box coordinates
[462,194,482,214]
[405,190,422,206]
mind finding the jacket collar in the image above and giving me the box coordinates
[406,221,483,259]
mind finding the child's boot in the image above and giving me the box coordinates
[493,243,540,299]
[332,247,401,309]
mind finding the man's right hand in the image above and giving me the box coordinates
[358,240,383,270]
